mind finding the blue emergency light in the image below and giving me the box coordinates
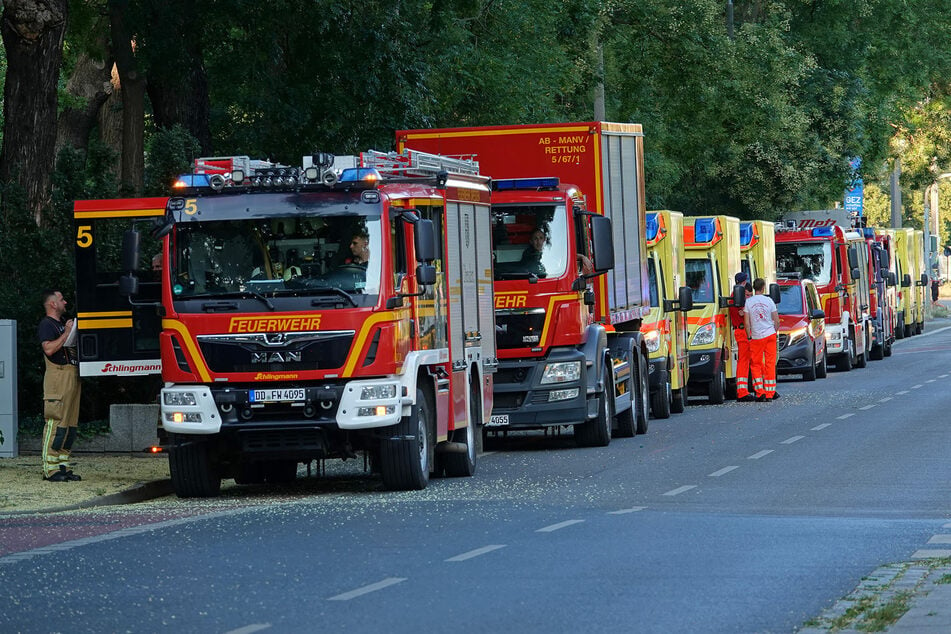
[646,213,659,242]
[493,177,560,191]
[173,173,211,189]
[739,222,754,246]
[862,228,875,239]
[812,227,835,237]
[339,167,381,186]
[694,218,717,243]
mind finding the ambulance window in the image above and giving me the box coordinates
[648,258,660,307]
[685,259,714,303]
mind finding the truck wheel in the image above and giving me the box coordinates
[380,387,431,490]
[816,350,828,379]
[169,437,221,498]
[904,323,913,338]
[895,316,905,339]
[870,343,884,361]
[670,388,686,414]
[575,365,613,447]
[916,321,924,335]
[263,460,298,484]
[651,370,672,419]
[883,340,893,357]
[634,351,650,434]
[708,365,726,404]
[837,341,853,371]
[855,346,867,368]
[444,389,479,478]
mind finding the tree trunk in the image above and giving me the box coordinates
[0,0,68,225]
[55,49,115,159]
[109,0,145,196]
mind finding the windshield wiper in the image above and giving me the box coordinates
[495,272,543,281]
[272,286,357,307]
[194,290,275,311]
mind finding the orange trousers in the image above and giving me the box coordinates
[749,334,777,399]
[734,329,750,398]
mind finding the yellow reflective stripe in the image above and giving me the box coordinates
[77,311,132,318]
[161,320,212,382]
[539,294,584,348]
[78,318,133,329]
[74,208,165,219]
[342,311,401,377]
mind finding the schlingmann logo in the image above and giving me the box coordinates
[101,362,162,373]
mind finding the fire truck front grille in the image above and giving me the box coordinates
[493,392,525,409]
[495,310,547,349]
[494,366,534,385]
[240,428,328,454]
[777,334,789,350]
[197,332,355,373]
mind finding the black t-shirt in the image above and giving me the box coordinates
[38,316,69,365]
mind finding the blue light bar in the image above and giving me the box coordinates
[646,213,659,242]
[739,222,754,246]
[339,167,381,185]
[812,227,835,237]
[493,177,560,191]
[694,218,717,243]
[173,173,210,189]
[862,228,875,238]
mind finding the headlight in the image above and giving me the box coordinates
[541,361,581,384]
[786,328,807,345]
[690,323,716,346]
[164,391,197,406]
[360,384,397,400]
[643,329,661,353]
[825,330,842,341]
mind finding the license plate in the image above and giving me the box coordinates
[250,388,306,403]
[487,414,509,427]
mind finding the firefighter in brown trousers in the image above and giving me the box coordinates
[38,289,82,481]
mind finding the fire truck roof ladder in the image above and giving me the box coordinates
[361,149,481,178]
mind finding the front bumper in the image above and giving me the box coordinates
[687,348,722,385]
[777,335,812,374]
[490,348,589,429]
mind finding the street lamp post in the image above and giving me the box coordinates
[924,172,951,278]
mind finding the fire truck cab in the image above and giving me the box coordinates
[74,150,496,496]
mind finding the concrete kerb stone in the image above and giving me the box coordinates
[0,479,174,517]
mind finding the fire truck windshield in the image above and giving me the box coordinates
[776,242,833,285]
[491,204,569,280]
[170,215,382,307]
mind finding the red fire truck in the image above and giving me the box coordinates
[776,211,871,371]
[397,122,652,445]
[73,150,496,496]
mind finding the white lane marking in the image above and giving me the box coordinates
[709,466,739,477]
[896,390,910,395]
[480,451,497,457]
[926,379,937,383]
[912,549,951,559]
[445,545,506,562]
[748,450,773,460]
[781,436,804,444]
[940,374,949,379]
[878,397,893,403]
[812,423,832,431]
[328,577,407,601]
[859,405,875,410]
[944,522,951,529]
[536,520,585,533]
[911,384,923,389]
[663,485,697,496]
[226,625,272,634]
[837,413,855,420]
[927,535,951,544]
[608,507,647,515]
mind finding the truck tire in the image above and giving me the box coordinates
[169,437,221,498]
[380,387,431,490]
[895,315,905,339]
[651,370,672,419]
[870,343,884,361]
[708,365,726,404]
[444,388,479,478]
[837,340,853,372]
[883,340,893,357]
[634,351,650,434]
[575,365,613,447]
[802,348,817,381]
[671,388,687,413]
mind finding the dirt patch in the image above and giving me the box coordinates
[0,453,170,513]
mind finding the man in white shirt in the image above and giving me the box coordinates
[743,278,780,402]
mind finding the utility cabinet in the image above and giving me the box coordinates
[0,320,18,457]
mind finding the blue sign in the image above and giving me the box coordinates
[844,157,863,218]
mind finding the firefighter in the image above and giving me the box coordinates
[743,277,780,402]
[38,290,82,481]
[731,272,754,401]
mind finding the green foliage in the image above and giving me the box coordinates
[144,125,201,195]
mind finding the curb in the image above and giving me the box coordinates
[0,479,174,516]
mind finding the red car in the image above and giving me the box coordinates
[776,276,828,381]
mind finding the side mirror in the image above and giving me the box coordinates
[416,263,436,286]
[902,274,912,288]
[119,274,139,297]
[122,229,141,272]
[678,286,693,312]
[851,267,861,280]
[920,273,929,287]
[414,219,436,263]
[847,246,859,269]
[732,284,747,308]
[886,271,897,287]
[590,215,614,274]
[769,283,781,305]
[810,308,825,320]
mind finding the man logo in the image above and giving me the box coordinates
[251,351,302,364]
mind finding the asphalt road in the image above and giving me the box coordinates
[2,324,951,633]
